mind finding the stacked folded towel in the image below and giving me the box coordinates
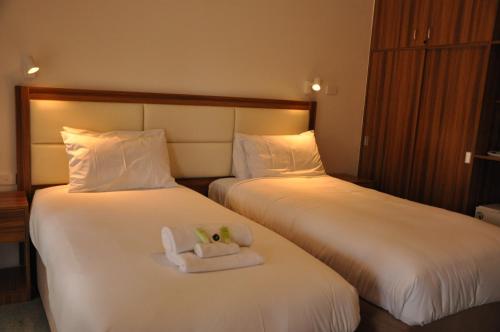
[161,224,264,273]
[194,242,240,258]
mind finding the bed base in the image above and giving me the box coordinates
[37,255,57,332]
[357,298,500,332]
[38,249,499,332]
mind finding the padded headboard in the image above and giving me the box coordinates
[16,87,315,196]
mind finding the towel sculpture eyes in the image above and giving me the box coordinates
[161,224,264,273]
[193,227,240,258]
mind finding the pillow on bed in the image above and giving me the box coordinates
[62,126,98,135]
[61,128,176,192]
[231,133,252,178]
[239,130,325,178]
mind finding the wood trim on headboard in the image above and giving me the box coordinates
[22,86,314,109]
[16,87,32,194]
[15,86,317,197]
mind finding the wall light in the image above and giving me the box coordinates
[24,56,40,76]
[311,78,321,92]
[304,77,322,94]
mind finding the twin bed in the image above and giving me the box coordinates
[31,185,358,332]
[15,86,500,332]
[210,176,500,331]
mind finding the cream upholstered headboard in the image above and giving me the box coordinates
[16,87,315,195]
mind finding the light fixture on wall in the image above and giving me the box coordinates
[311,78,322,92]
[304,77,322,94]
[24,56,40,77]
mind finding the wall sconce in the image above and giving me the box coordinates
[24,56,40,77]
[304,77,322,94]
[311,78,322,92]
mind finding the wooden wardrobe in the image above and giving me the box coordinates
[359,0,500,213]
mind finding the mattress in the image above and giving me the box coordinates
[209,175,500,326]
[209,177,243,205]
[30,185,359,332]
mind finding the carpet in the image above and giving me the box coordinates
[0,298,50,332]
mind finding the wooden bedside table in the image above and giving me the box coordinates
[0,191,31,305]
[329,173,376,189]
[177,177,228,196]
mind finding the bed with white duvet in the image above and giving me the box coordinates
[31,184,360,332]
[209,175,500,326]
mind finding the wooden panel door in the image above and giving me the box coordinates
[359,51,395,184]
[399,0,431,47]
[379,49,425,197]
[372,0,405,49]
[428,0,498,46]
[359,49,424,195]
[409,47,489,212]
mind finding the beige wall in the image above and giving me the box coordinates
[0,0,373,185]
[0,0,373,266]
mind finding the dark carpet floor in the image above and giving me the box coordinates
[0,299,50,332]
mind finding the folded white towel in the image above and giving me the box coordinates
[166,247,264,273]
[161,224,253,254]
[194,242,240,258]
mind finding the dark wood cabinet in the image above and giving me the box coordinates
[0,192,31,305]
[372,0,430,49]
[428,0,497,46]
[469,38,500,211]
[372,0,498,49]
[399,0,431,47]
[329,173,376,189]
[359,51,394,183]
[379,49,424,197]
[176,177,222,196]
[408,47,489,210]
[371,0,405,49]
[360,0,499,213]
[360,50,424,197]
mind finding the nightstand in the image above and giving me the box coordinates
[0,191,31,305]
[177,177,226,196]
[329,173,376,189]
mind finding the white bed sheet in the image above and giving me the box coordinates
[209,176,500,326]
[209,177,243,205]
[30,185,359,332]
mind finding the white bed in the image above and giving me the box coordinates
[31,184,360,332]
[209,175,500,326]
[19,87,364,332]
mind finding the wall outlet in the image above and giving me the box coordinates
[0,172,15,185]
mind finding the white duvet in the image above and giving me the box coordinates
[30,185,359,332]
[211,176,500,326]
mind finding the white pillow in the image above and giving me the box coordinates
[239,130,325,178]
[62,126,98,135]
[231,133,252,178]
[60,128,176,192]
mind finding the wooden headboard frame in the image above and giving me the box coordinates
[15,86,316,197]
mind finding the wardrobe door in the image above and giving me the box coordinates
[409,47,489,212]
[428,0,498,46]
[399,0,431,47]
[359,51,395,184]
[379,50,425,197]
[372,0,405,49]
